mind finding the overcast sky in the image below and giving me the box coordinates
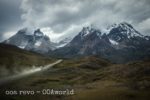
[0,0,150,42]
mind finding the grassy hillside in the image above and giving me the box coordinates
[1,56,150,100]
[0,43,55,77]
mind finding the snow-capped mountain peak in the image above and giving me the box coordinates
[118,22,143,38]
[80,25,101,39]
[80,27,91,37]
[3,28,56,54]
[17,28,34,35]
[107,22,143,39]
[17,28,27,34]
[51,22,150,63]
[34,29,44,37]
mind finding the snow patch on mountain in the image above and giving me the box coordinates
[109,39,119,45]
[55,37,72,48]
[35,41,42,47]
[145,36,150,40]
[19,41,28,49]
[80,27,91,37]
[102,23,118,34]
[56,43,68,48]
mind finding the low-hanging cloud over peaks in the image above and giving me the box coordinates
[0,0,150,42]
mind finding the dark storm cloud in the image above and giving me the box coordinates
[0,0,150,42]
[21,0,118,32]
[20,0,150,35]
[0,0,23,41]
[113,0,150,23]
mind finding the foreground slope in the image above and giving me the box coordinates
[0,43,55,77]
[1,56,150,100]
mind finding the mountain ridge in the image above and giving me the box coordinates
[2,22,150,63]
[50,22,150,63]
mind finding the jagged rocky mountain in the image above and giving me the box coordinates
[51,22,150,63]
[3,28,73,54]
[4,28,56,54]
[3,22,150,63]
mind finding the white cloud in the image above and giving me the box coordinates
[1,31,16,42]
[41,27,63,42]
[1,0,150,42]
[137,18,150,35]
